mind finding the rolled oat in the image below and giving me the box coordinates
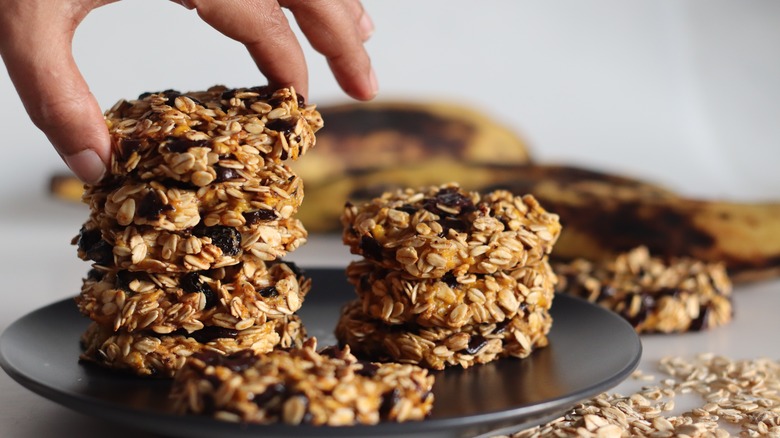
[346,258,556,329]
[76,259,310,333]
[335,299,552,370]
[169,338,434,425]
[79,314,306,377]
[341,184,561,279]
[555,247,733,333]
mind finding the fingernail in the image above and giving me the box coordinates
[359,12,375,39]
[369,67,378,96]
[64,149,106,185]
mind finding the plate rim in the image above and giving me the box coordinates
[0,272,642,437]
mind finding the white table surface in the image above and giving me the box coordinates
[1,199,778,438]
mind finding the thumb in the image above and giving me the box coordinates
[0,4,110,184]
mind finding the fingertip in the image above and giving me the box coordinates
[358,11,375,41]
[368,66,379,98]
[63,148,107,184]
[337,64,378,101]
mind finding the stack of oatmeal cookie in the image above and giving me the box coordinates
[336,183,563,370]
[169,338,435,425]
[73,86,322,376]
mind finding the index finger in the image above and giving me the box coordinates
[185,0,310,98]
[283,0,377,100]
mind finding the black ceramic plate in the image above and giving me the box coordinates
[0,269,641,437]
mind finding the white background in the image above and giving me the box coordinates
[0,0,779,218]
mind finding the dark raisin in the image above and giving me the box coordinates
[318,346,339,358]
[257,286,279,298]
[86,269,105,282]
[265,118,296,133]
[214,165,242,182]
[220,88,238,101]
[397,204,417,216]
[284,261,304,278]
[76,227,114,266]
[201,392,217,415]
[252,382,287,407]
[359,236,384,261]
[159,178,198,191]
[164,137,209,153]
[267,96,284,108]
[620,294,654,328]
[319,346,347,360]
[117,138,143,162]
[355,362,380,378]
[440,217,469,236]
[464,335,489,355]
[494,319,512,335]
[137,191,173,220]
[359,275,371,292]
[689,305,710,331]
[423,186,475,216]
[193,226,241,256]
[249,85,274,100]
[379,388,401,419]
[296,93,305,108]
[87,240,114,265]
[441,272,459,288]
[137,91,154,100]
[180,272,217,309]
[161,89,181,106]
[116,270,145,292]
[597,284,617,300]
[76,227,101,252]
[194,349,257,372]
[242,209,278,225]
[188,326,239,344]
[655,287,681,298]
[192,349,222,364]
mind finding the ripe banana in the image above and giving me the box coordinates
[290,100,532,186]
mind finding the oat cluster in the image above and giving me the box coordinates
[73,86,322,376]
[170,338,435,425]
[337,184,561,369]
[555,246,733,333]
[341,185,561,278]
[506,353,780,438]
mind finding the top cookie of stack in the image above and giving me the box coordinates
[75,86,323,273]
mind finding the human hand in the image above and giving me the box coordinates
[0,0,376,184]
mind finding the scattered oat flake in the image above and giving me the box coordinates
[497,354,780,438]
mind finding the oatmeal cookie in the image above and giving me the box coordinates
[554,246,733,333]
[169,338,434,425]
[79,314,306,377]
[346,258,556,329]
[341,184,561,278]
[335,300,552,370]
[84,162,303,231]
[76,260,310,333]
[75,217,307,272]
[105,86,323,184]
